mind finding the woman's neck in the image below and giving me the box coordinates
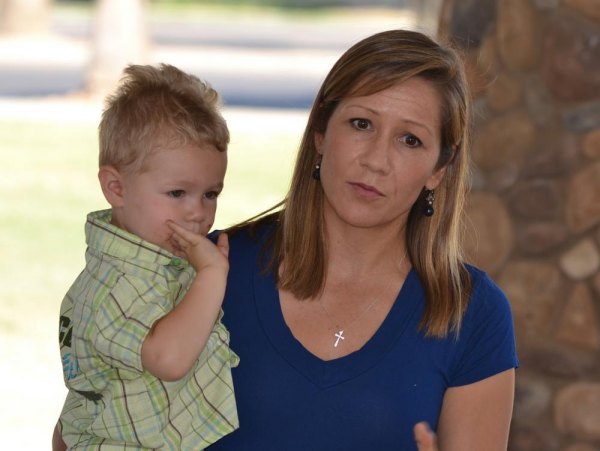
[323,216,408,281]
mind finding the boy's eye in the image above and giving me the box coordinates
[350,118,371,130]
[402,134,422,148]
[203,191,220,200]
[168,190,185,198]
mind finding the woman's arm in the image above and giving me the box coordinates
[437,368,515,450]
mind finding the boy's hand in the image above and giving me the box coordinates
[167,221,229,272]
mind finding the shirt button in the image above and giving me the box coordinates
[170,257,184,267]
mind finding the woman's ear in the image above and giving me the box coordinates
[314,132,324,155]
[426,145,456,190]
[425,164,448,191]
[98,166,125,207]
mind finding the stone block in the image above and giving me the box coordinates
[560,238,600,280]
[520,340,597,377]
[449,0,499,47]
[497,0,539,71]
[516,221,568,254]
[487,72,522,112]
[562,101,600,133]
[583,128,600,159]
[463,192,514,273]
[508,424,560,451]
[514,373,552,420]
[509,180,563,220]
[472,110,536,171]
[555,382,600,441]
[542,16,600,101]
[498,261,566,340]
[564,0,600,21]
[566,162,600,233]
[556,283,600,350]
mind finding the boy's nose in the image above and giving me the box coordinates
[185,201,205,223]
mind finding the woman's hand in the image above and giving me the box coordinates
[414,422,438,451]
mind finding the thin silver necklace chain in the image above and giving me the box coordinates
[318,251,408,348]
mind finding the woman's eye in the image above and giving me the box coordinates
[168,190,185,198]
[350,118,371,130]
[204,191,220,200]
[402,134,422,148]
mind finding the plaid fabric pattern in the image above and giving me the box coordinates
[58,210,239,450]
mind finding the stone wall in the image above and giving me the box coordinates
[438,0,600,449]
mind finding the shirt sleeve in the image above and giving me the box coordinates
[448,270,519,387]
[92,273,173,374]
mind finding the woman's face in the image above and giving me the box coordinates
[315,76,447,232]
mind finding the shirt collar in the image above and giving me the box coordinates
[85,209,187,269]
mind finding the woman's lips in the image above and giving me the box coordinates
[349,182,385,197]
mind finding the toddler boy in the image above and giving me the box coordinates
[57,63,238,449]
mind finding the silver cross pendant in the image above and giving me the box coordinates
[334,330,345,347]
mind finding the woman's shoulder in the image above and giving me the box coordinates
[231,215,277,245]
[448,264,519,385]
[463,263,512,319]
[209,214,277,262]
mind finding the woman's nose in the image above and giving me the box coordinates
[360,135,391,173]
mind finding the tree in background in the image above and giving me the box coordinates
[86,0,149,97]
[0,0,52,34]
[412,0,443,36]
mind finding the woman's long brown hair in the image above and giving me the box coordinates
[232,30,473,338]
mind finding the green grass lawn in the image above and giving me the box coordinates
[0,110,302,332]
[0,108,302,447]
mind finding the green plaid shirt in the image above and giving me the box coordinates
[58,210,239,450]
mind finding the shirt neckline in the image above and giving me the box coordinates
[253,264,420,388]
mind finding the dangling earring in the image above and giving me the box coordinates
[312,161,321,181]
[424,189,435,217]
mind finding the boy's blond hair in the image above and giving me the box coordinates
[99,63,229,173]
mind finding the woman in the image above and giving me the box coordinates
[54,29,517,451]
[209,29,517,450]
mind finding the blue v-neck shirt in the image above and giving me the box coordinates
[208,222,518,450]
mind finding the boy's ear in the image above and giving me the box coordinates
[98,165,125,207]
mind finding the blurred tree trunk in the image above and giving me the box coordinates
[0,0,52,35]
[411,0,444,37]
[86,0,149,97]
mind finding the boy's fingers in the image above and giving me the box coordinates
[168,220,191,236]
[169,230,190,247]
[167,220,181,229]
[167,221,201,244]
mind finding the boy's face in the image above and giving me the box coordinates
[112,144,227,256]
